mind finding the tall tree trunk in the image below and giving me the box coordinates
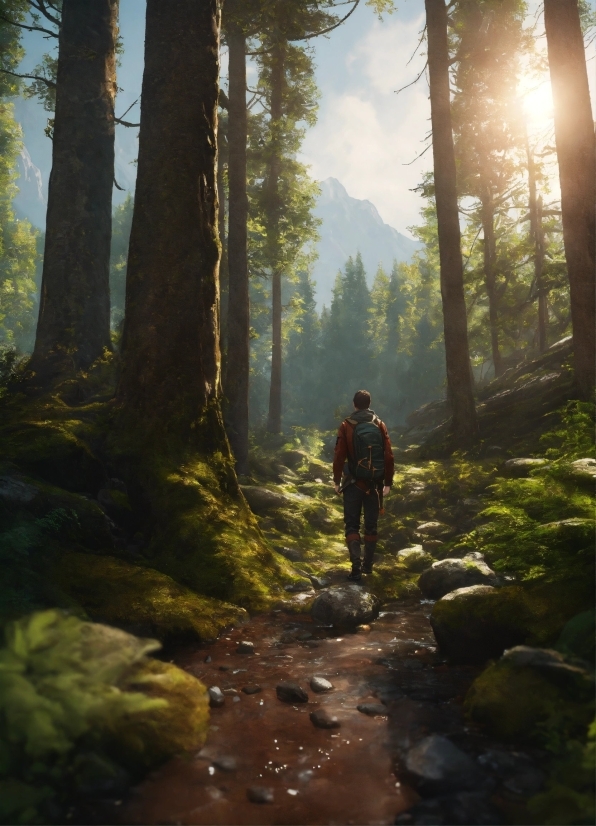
[225,28,250,473]
[117,0,221,437]
[480,192,502,377]
[526,135,548,353]
[266,43,285,435]
[31,0,118,380]
[218,121,229,378]
[544,0,595,398]
[425,0,477,444]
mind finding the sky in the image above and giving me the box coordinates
[14,0,596,237]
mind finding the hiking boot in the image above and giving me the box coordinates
[362,540,376,574]
[347,538,362,581]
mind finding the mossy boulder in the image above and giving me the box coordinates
[465,646,594,743]
[52,552,247,642]
[113,657,209,772]
[397,546,434,572]
[0,420,105,495]
[0,469,114,551]
[418,555,498,599]
[431,585,537,664]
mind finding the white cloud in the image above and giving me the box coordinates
[302,12,432,235]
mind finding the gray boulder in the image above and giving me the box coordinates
[405,734,484,794]
[311,584,380,628]
[397,545,433,572]
[240,485,293,514]
[416,521,452,537]
[503,458,548,477]
[418,555,498,599]
[567,458,596,484]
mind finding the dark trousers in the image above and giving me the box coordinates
[343,482,380,542]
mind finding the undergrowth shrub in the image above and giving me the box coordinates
[0,610,165,825]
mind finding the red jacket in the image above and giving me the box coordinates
[333,412,394,487]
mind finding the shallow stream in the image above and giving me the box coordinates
[120,587,541,826]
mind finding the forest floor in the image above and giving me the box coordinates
[118,421,593,826]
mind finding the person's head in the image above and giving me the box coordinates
[353,389,371,410]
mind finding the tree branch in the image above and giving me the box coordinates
[293,0,361,41]
[28,0,61,27]
[0,68,56,87]
[0,12,57,38]
[394,61,428,96]
[114,117,140,127]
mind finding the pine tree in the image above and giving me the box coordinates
[30,0,119,381]
[544,0,595,399]
[425,0,477,444]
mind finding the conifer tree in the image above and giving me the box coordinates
[544,0,595,399]
[117,0,221,438]
[30,0,119,381]
[425,0,477,444]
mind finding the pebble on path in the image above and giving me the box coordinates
[356,702,388,716]
[247,786,274,804]
[310,675,333,693]
[212,756,237,772]
[237,641,255,654]
[276,681,309,703]
[207,686,225,708]
[310,708,341,729]
[242,684,262,695]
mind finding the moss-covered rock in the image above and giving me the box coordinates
[556,610,596,664]
[0,419,105,495]
[0,468,113,551]
[52,552,247,642]
[465,648,594,743]
[113,657,209,772]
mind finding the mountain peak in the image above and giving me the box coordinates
[312,178,420,308]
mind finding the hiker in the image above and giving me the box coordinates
[333,389,394,581]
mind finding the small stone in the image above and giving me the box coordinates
[356,702,387,716]
[503,458,548,477]
[276,681,309,703]
[310,709,340,729]
[208,686,225,708]
[247,786,274,804]
[416,521,452,537]
[204,655,212,663]
[212,756,237,772]
[310,676,333,693]
[233,695,241,703]
[309,576,331,589]
[222,688,238,696]
[284,580,314,593]
[356,624,371,633]
[242,684,262,695]
[237,640,255,655]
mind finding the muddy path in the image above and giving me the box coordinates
[122,587,542,826]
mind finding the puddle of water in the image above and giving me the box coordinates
[121,607,435,825]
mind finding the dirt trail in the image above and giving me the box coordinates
[121,595,500,826]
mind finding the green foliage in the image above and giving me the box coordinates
[0,610,165,823]
[540,401,596,462]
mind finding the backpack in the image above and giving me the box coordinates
[346,416,385,482]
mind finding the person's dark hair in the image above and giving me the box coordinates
[353,390,371,410]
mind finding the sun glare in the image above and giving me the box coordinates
[520,78,554,127]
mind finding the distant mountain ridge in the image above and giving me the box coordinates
[311,178,420,309]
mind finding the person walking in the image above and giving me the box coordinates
[333,390,394,581]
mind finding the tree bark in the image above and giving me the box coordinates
[480,192,502,376]
[544,0,595,398]
[266,42,285,435]
[117,0,221,438]
[218,121,229,378]
[526,135,548,353]
[225,28,250,473]
[31,0,118,380]
[425,0,477,444]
